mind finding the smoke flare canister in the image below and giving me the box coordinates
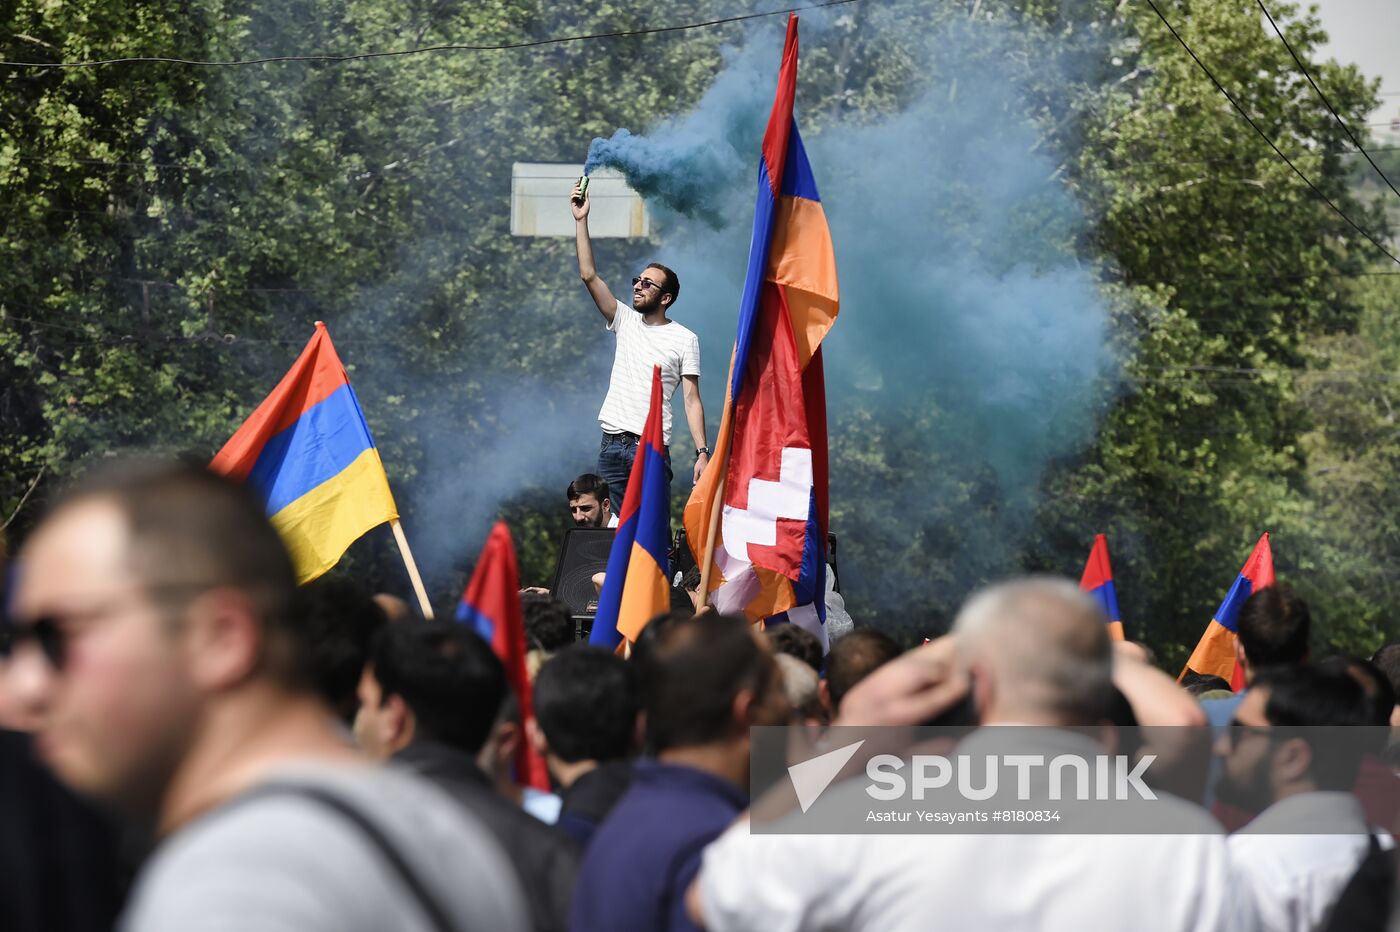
[574,175,589,206]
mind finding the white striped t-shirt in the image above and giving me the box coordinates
[598,300,700,445]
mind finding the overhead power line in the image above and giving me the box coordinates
[1142,0,1400,267]
[1254,0,1400,207]
[0,0,860,69]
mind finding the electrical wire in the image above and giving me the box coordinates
[1142,0,1400,267]
[0,0,860,69]
[1254,0,1400,207]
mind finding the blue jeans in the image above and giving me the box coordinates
[598,432,672,508]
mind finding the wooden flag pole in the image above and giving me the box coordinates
[696,398,736,608]
[694,467,728,607]
[390,518,435,620]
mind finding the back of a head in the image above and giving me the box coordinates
[533,646,638,763]
[60,459,306,684]
[953,577,1113,725]
[522,595,575,653]
[1322,656,1395,727]
[1181,672,1233,697]
[629,609,692,671]
[1237,583,1310,672]
[641,614,773,754]
[297,576,387,722]
[825,627,900,713]
[1254,662,1377,789]
[368,622,506,754]
[1369,643,1400,699]
[775,653,823,721]
[766,624,823,674]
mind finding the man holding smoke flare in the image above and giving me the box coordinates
[571,180,710,503]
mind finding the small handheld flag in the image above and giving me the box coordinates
[1179,532,1274,690]
[457,521,551,792]
[591,366,672,651]
[1079,534,1125,640]
[211,322,398,583]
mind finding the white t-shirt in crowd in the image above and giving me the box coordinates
[699,732,1256,932]
[597,300,700,446]
[700,810,1255,932]
[1228,791,1386,932]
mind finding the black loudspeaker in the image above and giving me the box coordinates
[550,528,615,620]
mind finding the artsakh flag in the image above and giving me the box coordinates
[1179,532,1274,691]
[1079,534,1125,641]
[591,366,672,650]
[684,15,839,651]
[456,522,550,791]
[210,322,398,583]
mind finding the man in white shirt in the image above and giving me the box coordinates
[572,182,709,505]
[689,578,1258,932]
[1215,663,1387,932]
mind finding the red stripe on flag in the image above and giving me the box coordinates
[210,322,350,481]
[726,285,811,582]
[461,522,551,792]
[759,16,799,195]
[1079,534,1113,592]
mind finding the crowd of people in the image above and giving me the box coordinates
[2,459,1399,932]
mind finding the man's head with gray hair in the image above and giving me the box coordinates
[774,653,826,724]
[953,577,1113,727]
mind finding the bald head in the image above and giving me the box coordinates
[953,577,1113,726]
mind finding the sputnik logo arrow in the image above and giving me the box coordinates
[788,739,865,813]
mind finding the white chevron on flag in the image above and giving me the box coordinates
[716,446,813,583]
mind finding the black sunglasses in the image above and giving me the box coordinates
[0,616,66,669]
[632,276,667,293]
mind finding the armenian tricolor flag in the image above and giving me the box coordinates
[457,521,550,791]
[1079,534,1124,641]
[684,15,839,649]
[591,366,672,651]
[211,322,397,583]
[1179,532,1274,690]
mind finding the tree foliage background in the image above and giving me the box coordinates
[2,0,1396,665]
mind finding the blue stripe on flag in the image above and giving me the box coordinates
[731,159,780,400]
[790,488,825,624]
[1214,576,1255,633]
[1089,580,1122,625]
[779,122,821,201]
[590,511,639,650]
[632,445,671,570]
[455,600,496,644]
[246,383,376,514]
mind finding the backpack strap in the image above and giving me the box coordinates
[233,781,456,932]
[1322,832,1394,932]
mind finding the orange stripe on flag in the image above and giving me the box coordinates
[767,196,838,369]
[615,540,672,644]
[1107,620,1125,642]
[1181,619,1237,683]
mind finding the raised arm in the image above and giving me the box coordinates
[572,181,618,323]
[681,374,709,484]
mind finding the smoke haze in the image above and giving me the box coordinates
[583,9,1121,629]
